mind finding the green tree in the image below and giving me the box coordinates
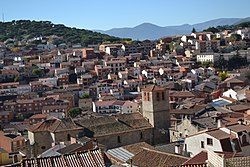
[203,27,219,33]
[218,71,228,81]
[32,68,42,76]
[0,20,125,47]
[230,34,241,41]
[201,61,213,68]
[169,42,175,52]
[228,55,247,70]
[14,76,19,82]
[69,73,77,84]
[68,108,82,118]
[236,21,250,28]
[192,27,196,33]
[214,56,228,70]
[80,94,90,99]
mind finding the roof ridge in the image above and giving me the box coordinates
[50,119,61,133]
[29,121,44,132]
[141,147,189,159]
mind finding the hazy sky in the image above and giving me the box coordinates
[1,0,250,30]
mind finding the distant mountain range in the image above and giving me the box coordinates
[95,17,250,40]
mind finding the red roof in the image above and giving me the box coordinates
[29,114,48,120]
[142,85,166,92]
[221,96,237,102]
[170,91,195,97]
[183,150,207,165]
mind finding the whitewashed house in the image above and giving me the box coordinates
[184,124,250,157]
[222,88,246,101]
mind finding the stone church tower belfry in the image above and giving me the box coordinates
[142,85,170,144]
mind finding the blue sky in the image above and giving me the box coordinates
[1,0,250,30]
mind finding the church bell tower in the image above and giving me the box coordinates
[142,85,170,144]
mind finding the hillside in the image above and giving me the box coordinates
[203,21,250,33]
[0,20,129,47]
[96,17,250,40]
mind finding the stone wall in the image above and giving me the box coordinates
[226,156,250,167]
[96,128,152,149]
[78,98,92,111]
[29,131,53,157]
[53,129,82,143]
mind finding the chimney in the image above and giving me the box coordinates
[238,119,243,125]
[217,119,222,128]
[175,143,181,154]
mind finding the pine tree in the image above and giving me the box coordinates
[192,27,196,33]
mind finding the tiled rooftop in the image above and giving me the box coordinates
[10,149,105,167]
[75,112,152,136]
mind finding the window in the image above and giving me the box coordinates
[162,92,165,100]
[67,134,71,141]
[207,138,213,146]
[242,134,248,145]
[140,132,143,139]
[156,92,160,101]
[144,92,147,101]
[201,141,204,148]
[117,136,121,143]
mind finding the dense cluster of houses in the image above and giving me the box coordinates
[1,27,250,166]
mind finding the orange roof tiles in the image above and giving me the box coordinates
[183,150,207,165]
[131,147,188,167]
[29,114,48,120]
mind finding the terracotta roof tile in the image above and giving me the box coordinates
[29,118,82,133]
[142,85,166,92]
[131,147,188,167]
[226,124,250,133]
[183,150,207,165]
[170,105,206,115]
[170,91,195,97]
[19,149,105,167]
[122,142,154,155]
[221,96,237,102]
[227,104,250,112]
[29,114,48,119]
[206,129,234,140]
[75,112,152,137]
